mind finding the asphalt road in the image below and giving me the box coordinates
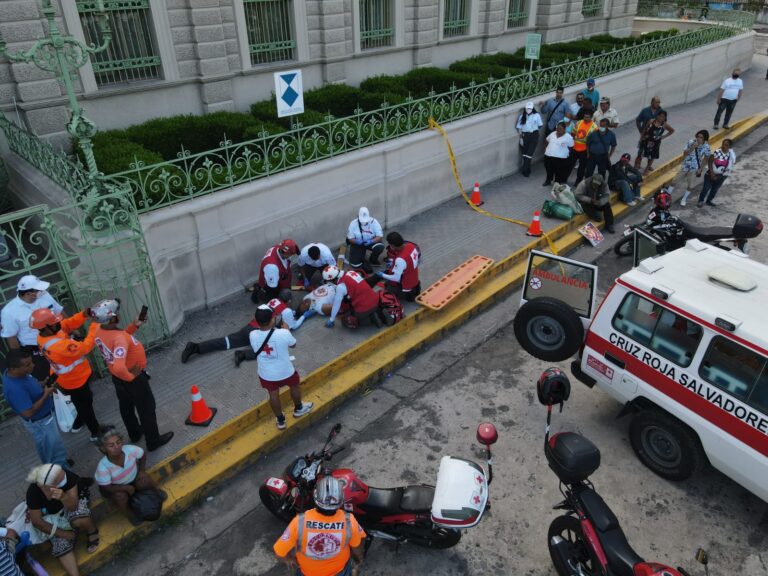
[95,129,768,576]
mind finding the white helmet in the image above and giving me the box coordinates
[314,476,344,512]
[90,299,120,324]
[322,265,341,282]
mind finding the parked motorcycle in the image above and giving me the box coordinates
[537,367,701,576]
[259,422,498,549]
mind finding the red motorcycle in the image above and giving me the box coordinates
[538,367,703,576]
[259,422,498,549]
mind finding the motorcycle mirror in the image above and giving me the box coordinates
[476,422,498,446]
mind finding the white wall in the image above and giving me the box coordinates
[137,30,753,332]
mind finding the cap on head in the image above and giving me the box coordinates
[90,299,120,324]
[620,152,631,161]
[279,239,299,257]
[591,174,604,187]
[322,265,341,282]
[17,275,49,292]
[314,476,344,513]
[525,101,534,111]
[358,207,373,224]
[587,78,595,86]
[29,308,64,330]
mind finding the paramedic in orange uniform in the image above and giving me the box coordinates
[274,476,366,576]
[91,299,173,452]
[31,307,101,439]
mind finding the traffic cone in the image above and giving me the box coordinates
[470,182,484,206]
[526,210,543,237]
[185,385,217,427]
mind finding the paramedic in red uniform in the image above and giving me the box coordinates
[368,232,421,301]
[252,239,299,303]
[323,266,381,329]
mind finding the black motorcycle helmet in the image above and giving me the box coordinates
[537,367,571,407]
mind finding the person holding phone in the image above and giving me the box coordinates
[91,299,174,452]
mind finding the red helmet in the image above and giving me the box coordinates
[654,190,672,210]
[29,308,64,330]
[279,239,299,257]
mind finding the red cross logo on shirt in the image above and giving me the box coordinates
[262,343,274,355]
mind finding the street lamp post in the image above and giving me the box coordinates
[0,0,112,181]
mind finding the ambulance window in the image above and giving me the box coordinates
[749,372,768,413]
[699,337,767,404]
[612,293,702,367]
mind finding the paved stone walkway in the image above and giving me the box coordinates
[1,51,766,516]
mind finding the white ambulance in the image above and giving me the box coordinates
[514,240,768,502]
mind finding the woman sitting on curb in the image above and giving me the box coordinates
[95,426,166,525]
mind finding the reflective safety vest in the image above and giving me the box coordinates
[572,120,594,152]
[38,316,98,390]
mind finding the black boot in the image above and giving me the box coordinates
[181,342,199,364]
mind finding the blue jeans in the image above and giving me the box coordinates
[296,560,352,576]
[22,414,68,466]
[699,174,727,204]
[615,180,640,203]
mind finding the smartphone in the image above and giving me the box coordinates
[138,305,149,322]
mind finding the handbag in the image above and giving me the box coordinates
[53,391,77,433]
[5,502,71,545]
[129,489,164,521]
[542,199,574,221]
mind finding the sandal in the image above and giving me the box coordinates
[86,530,100,553]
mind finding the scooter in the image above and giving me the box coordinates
[537,367,701,576]
[259,422,498,549]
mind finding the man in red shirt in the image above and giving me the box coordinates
[251,239,299,303]
[91,299,173,452]
[367,232,421,301]
[323,266,381,329]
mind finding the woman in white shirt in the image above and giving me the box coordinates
[543,122,574,186]
[697,138,736,207]
[517,101,543,177]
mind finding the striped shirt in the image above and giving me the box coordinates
[95,444,144,486]
[0,541,22,576]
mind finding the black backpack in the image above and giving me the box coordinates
[129,489,164,521]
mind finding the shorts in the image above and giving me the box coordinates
[674,169,701,190]
[260,371,301,392]
[50,497,90,558]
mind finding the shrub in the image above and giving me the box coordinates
[359,75,410,96]
[449,57,517,79]
[303,84,363,117]
[242,122,290,141]
[401,67,477,95]
[357,91,407,111]
[90,136,163,175]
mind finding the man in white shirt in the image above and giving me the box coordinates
[713,68,743,130]
[592,97,619,128]
[297,243,336,289]
[1,275,64,380]
[346,207,384,274]
[249,306,313,430]
[297,283,337,317]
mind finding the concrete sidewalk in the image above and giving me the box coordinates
[1,51,766,517]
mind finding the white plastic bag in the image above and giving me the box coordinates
[53,391,77,433]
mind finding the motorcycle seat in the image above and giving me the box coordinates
[360,487,404,516]
[576,488,643,576]
[680,220,734,243]
[399,485,435,512]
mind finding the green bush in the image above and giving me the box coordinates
[251,100,332,128]
[90,136,163,175]
[359,75,410,96]
[401,67,477,95]
[304,84,363,117]
[357,91,408,111]
[242,122,290,141]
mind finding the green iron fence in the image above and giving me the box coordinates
[244,0,296,65]
[582,0,604,17]
[507,0,529,28]
[77,0,161,86]
[93,13,752,213]
[443,0,470,37]
[360,0,394,50]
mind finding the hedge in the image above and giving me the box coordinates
[89,31,680,175]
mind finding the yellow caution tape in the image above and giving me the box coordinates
[429,118,560,256]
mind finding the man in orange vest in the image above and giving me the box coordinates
[569,109,596,187]
[91,299,174,451]
[31,308,101,440]
[274,476,366,576]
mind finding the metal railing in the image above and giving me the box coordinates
[582,0,604,17]
[443,0,470,37]
[85,15,751,213]
[244,0,296,65]
[507,0,529,28]
[77,0,160,86]
[360,0,394,49]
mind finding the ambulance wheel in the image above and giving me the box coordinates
[514,297,584,362]
[613,236,634,257]
[629,410,706,481]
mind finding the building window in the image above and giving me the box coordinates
[507,0,528,28]
[443,0,470,38]
[582,0,603,17]
[77,0,161,87]
[360,0,394,50]
[243,0,296,65]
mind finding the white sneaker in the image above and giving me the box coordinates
[276,416,287,430]
[293,402,314,418]
[627,200,638,207]
[680,190,691,206]
[70,425,84,433]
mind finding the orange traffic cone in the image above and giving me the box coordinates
[185,385,217,427]
[470,182,484,206]
[526,210,543,237]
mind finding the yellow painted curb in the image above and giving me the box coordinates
[39,111,768,575]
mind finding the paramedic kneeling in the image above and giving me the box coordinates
[368,232,421,301]
[274,476,366,576]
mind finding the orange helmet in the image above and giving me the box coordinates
[29,308,64,330]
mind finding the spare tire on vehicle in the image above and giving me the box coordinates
[513,297,584,361]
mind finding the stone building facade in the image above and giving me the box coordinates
[0,0,637,142]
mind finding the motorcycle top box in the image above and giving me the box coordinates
[733,213,763,239]
[430,455,489,528]
[545,432,600,484]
